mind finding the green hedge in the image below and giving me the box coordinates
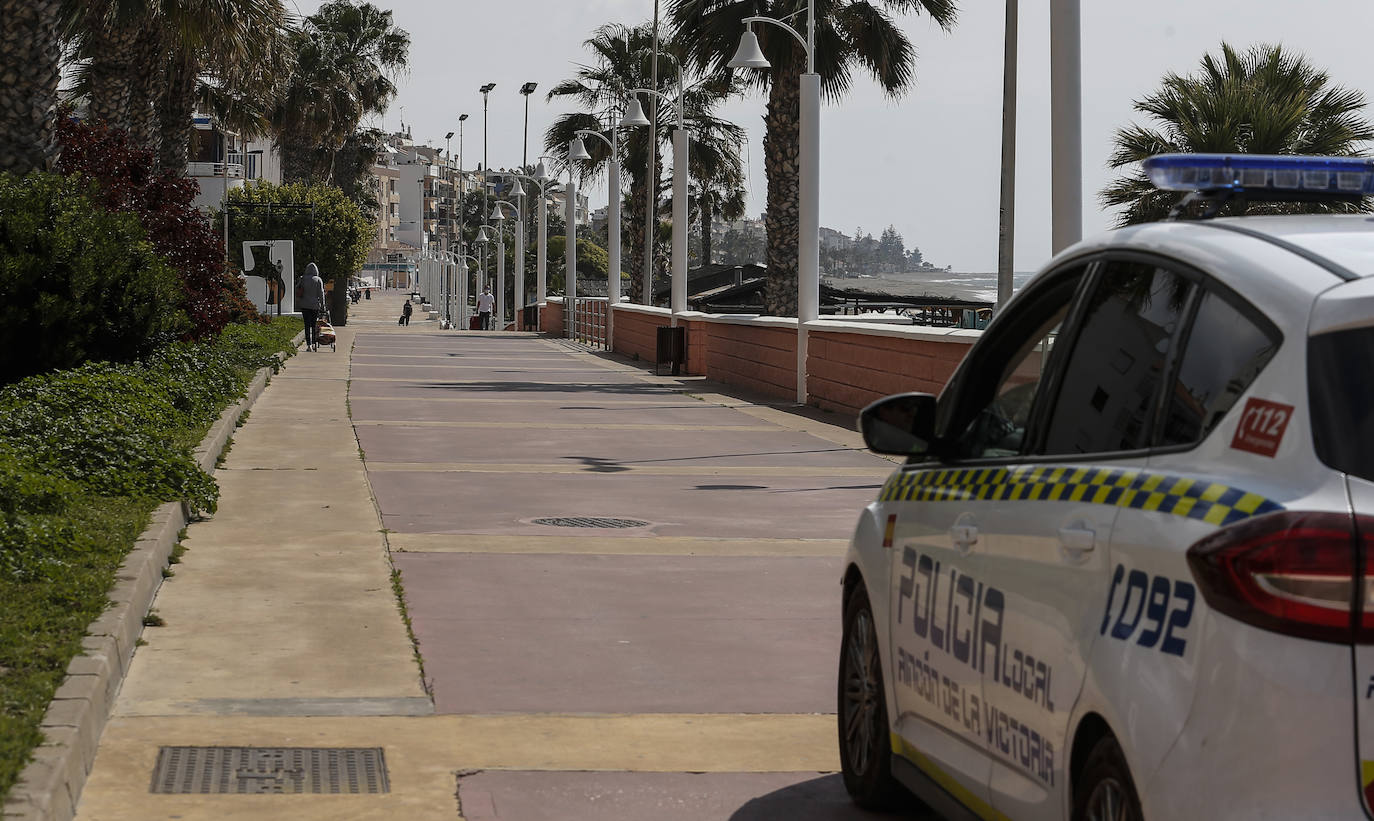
[0,316,301,803]
[0,173,190,383]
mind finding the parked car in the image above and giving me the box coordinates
[839,154,1374,821]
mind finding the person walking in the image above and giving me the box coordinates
[400,299,413,326]
[297,262,327,352]
[476,284,495,330]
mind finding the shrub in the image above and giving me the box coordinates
[0,173,188,383]
[54,116,260,339]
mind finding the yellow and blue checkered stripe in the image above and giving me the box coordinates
[879,465,1282,527]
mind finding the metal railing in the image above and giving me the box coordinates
[186,161,244,178]
[569,297,609,349]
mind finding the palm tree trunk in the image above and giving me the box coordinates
[157,49,199,174]
[625,174,647,303]
[700,190,714,266]
[0,0,62,174]
[86,19,140,130]
[126,24,166,154]
[279,136,317,185]
[763,53,803,317]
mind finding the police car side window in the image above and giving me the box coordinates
[1040,261,1194,455]
[949,275,1078,460]
[1157,291,1279,447]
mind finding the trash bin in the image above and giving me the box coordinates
[656,326,686,376]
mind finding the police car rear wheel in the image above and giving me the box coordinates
[839,584,903,809]
[1074,735,1142,821]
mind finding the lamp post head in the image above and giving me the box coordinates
[490,205,506,222]
[480,82,496,94]
[445,131,454,140]
[568,136,592,161]
[534,159,548,181]
[476,225,491,242]
[459,113,469,122]
[621,97,651,128]
[520,81,538,96]
[509,177,525,198]
[728,29,771,69]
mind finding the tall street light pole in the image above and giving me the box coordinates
[624,74,686,325]
[480,82,495,247]
[1050,0,1081,254]
[444,130,455,326]
[457,113,469,321]
[564,162,577,338]
[520,82,538,169]
[490,201,517,330]
[646,0,660,306]
[570,107,624,348]
[730,0,818,406]
[506,165,552,313]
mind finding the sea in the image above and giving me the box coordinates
[823,271,1039,303]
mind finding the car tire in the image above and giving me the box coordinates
[838,583,904,810]
[1072,734,1143,821]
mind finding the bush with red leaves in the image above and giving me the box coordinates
[54,117,261,338]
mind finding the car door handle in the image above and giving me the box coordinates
[950,524,979,553]
[1058,525,1096,553]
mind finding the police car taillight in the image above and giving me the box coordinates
[1186,511,1374,644]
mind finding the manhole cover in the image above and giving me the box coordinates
[150,747,389,794]
[531,517,649,529]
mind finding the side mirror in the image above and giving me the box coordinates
[859,392,938,456]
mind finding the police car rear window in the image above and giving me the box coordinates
[1309,328,1374,482]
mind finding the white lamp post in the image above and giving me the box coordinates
[569,112,626,348]
[563,161,577,338]
[729,2,818,405]
[623,71,688,321]
[490,200,519,330]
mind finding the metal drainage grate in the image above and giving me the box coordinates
[532,517,649,529]
[150,747,390,794]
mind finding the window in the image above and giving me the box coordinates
[1158,292,1279,447]
[1309,327,1374,482]
[948,273,1081,460]
[1040,261,1193,455]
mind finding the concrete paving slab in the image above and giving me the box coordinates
[75,712,839,820]
[394,553,841,714]
[454,771,931,821]
[369,470,883,538]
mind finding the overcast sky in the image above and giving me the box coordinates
[291,0,1374,273]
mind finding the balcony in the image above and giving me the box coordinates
[186,161,244,179]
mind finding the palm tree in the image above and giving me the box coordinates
[1102,43,1374,225]
[671,0,957,315]
[544,23,745,303]
[0,0,63,173]
[274,0,409,185]
[62,0,290,170]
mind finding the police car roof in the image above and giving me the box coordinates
[1206,214,1374,279]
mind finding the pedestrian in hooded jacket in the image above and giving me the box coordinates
[298,262,327,351]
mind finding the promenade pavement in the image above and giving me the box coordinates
[71,294,933,820]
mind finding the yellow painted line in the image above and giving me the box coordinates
[389,533,849,556]
[352,420,781,431]
[364,461,886,477]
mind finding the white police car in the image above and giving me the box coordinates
[838,154,1374,821]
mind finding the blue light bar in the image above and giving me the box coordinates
[1144,153,1374,195]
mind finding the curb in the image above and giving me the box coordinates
[2,335,302,821]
